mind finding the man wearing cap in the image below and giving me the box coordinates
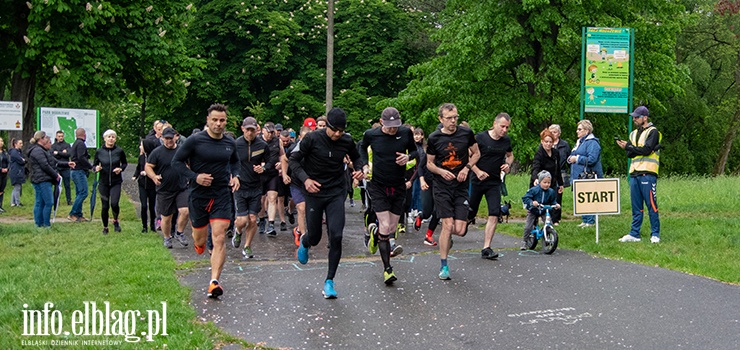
[231,117,270,259]
[303,118,317,131]
[145,127,190,249]
[360,107,417,285]
[278,129,296,227]
[290,108,366,299]
[426,103,480,281]
[616,106,662,244]
[172,103,240,298]
[257,122,282,236]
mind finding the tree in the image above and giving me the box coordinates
[387,0,688,173]
[0,0,200,144]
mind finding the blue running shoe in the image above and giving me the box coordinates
[322,280,337,299]
[297,237,309,265]
[439,266,451,280]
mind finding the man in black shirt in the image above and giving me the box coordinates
[231,117,269,259]
[426,103,480,281]
[51,130,72,207]
[68,128,92,222]
[290,108,366,299]
[360,107,417,285]
[172,104,240,298]
[146,127,190,249]
[468,113,514,260]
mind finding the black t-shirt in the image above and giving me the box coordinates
[473,131,512,185]
[360,126,417,187]
[172,132,239,198]
[426,127,476,186]
[148,145,186,193]
[288,130,365,198]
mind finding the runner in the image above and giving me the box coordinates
[468,113,513,260]
[231,117,269,259]
[257,122,281,236]
[426,103,480,280]
[281,126,312,247]
[146,127,190,248]
[290,108,365,298]
[172,103,240,298]
[360,107,417,285]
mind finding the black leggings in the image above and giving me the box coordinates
[302,193,345,281]
[138,185,156,229]
[0,173,7,208]
[420,183,439,232]
[99,183,121,228]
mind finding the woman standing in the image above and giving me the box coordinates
[548,124,570,224]
[530,129,564,224]
[0,137,10,213]
[93,129,128,234]
[27,131,61,227]
[567,119,603,227]
[132,141,156,233]
[8,138,26,207]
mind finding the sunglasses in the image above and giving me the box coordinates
[329,126,345,133]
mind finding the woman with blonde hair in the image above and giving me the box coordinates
[27,131,61,227]
[93,129,128,234]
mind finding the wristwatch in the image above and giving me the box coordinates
[465,164,473,170]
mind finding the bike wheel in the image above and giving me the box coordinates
[525,231,538,250]
[543,226,558,254]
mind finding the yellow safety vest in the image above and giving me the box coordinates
[629,125,661,174]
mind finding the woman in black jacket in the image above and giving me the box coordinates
[0,137,9,213]
[8,138,26,207]
[530,129,564,225]
[93,129,128,234]
[132,141,156,233]
[28,131,61,227]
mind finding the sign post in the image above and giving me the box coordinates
[0,102,23,131]
[37,107,99,148]
[572,178,621,243]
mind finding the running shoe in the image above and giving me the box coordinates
[207,280,223,298]
[242,246,254,259]
[258,219,266,234]
[650,236,660,244]
[397,223,406,234]
[226,229,233,239]
[423,236,437,246]
[390,244,403,257]
[232,231,242,248]
[297,237,309,264]
[414,216,422,231]
[619,234,641,242]
[481,247,499,260]
[384,267,397,285]
[113,221,121,232]
[349,199,355,207]
[439,266,451,280]
[322,280,337,299]
[280,222,287,231]
[175,232,189,247]
[194,244,206,255]
[364,233,370,248]
[266,223,277,236]
[141,227,147,234]
[102,227,109,235]
[163,237,173,249]
[287,210,295,224]
[520,241,527,250]
[367,223,378,254]
[293,227,301,247]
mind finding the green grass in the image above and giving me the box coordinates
[476,174,740,284]
[0,182,267,349]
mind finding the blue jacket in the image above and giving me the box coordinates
[569,134,603,184]
[522,185,558,212]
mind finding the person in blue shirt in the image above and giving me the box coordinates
[521,170,560,250]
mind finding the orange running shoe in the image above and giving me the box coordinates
[207,280,223,298]
[194,244,206,255]
[293,227,301,247]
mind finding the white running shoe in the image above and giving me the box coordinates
[650,236,660,244]
[619,234,641,242]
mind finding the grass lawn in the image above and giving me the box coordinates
[0,181,265,349]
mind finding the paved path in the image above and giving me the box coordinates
[122,168,739,349]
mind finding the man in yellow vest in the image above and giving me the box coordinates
[616,106,662,243]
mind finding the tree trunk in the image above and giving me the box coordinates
[712,50,740,176]
[9,69,36,146]
[325,0,334,114]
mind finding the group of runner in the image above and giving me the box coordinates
[169,102,515,299]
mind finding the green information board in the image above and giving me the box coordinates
[581,27,634,114]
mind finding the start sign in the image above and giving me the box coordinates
[572,178,621,216]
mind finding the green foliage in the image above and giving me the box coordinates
[388,0,688,174]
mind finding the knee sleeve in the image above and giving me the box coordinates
[378,233,392,241]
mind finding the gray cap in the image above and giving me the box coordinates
[381,107,402,127]
[264,122,276,132]
[242,117,258,129]
[162,127,176,138]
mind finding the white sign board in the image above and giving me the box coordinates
[37,107,99,148]
[0,101,23,131]
[572,178,621,216]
